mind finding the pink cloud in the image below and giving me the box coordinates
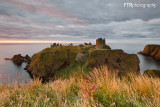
[4,0,88,25]
[0,14,30,25]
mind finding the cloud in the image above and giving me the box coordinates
[2,0,87,25]
[0,0,160,43]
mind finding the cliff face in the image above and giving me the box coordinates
[28,45,140,79]
[28,46,81,79]
[139,44,160,59]
[85,49,140,75]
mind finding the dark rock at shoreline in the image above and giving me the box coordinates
[5,54,31,65]
[24,64,30,70]
[144,70,160,78]
[12,54,24,65]
[139,44,160,59]
[24,54,31,64]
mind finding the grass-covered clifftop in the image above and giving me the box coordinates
[85,49,140,75]
[27,45,110,79]
[28,46,82,79]
[139,44,160,59]
[27,45,140,80]
[0,67,159,107]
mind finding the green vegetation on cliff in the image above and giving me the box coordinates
[81,45,95,54]
[54,62,84,79]
[28,44,139,80]
[28,45,112,79]
[29,46,81,78]
[85,49,140,75]
[103,45,111,49]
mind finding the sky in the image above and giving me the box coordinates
[0,0,160,43]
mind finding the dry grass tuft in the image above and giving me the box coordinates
[0,66,160,107]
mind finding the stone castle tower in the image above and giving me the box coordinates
[96,38,106,49]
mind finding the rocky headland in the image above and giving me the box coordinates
[139,44,160,59]
[5,38,141,80]
[85,49,140,75]
[25,44,140,80]
[139,44,160,78]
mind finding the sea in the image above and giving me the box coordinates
[0,43,160,83]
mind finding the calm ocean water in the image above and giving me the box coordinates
[0,43,160,83]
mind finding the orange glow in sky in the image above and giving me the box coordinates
[0,40,83,43]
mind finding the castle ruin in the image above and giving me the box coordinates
[96,38,106,49]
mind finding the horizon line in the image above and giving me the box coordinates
[0,40,84,44]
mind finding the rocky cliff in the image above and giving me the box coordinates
[27,45,140,79]
[85,49,140,75]
[139,44,160,59]
[28,46,82,79]
[144,70,160,78]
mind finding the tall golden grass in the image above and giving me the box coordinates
[89,66,160,106]
[0,66,160,107]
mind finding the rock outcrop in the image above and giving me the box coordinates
[75,52,88,62]
[139,44,160,59]
[144,70,160,78]
[5,54,31,65]
[85,49,140,75]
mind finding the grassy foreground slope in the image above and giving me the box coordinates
[0,67,159,107]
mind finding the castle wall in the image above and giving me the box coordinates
[96,38,106,49]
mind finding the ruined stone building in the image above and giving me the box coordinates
[96,38,106,49]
